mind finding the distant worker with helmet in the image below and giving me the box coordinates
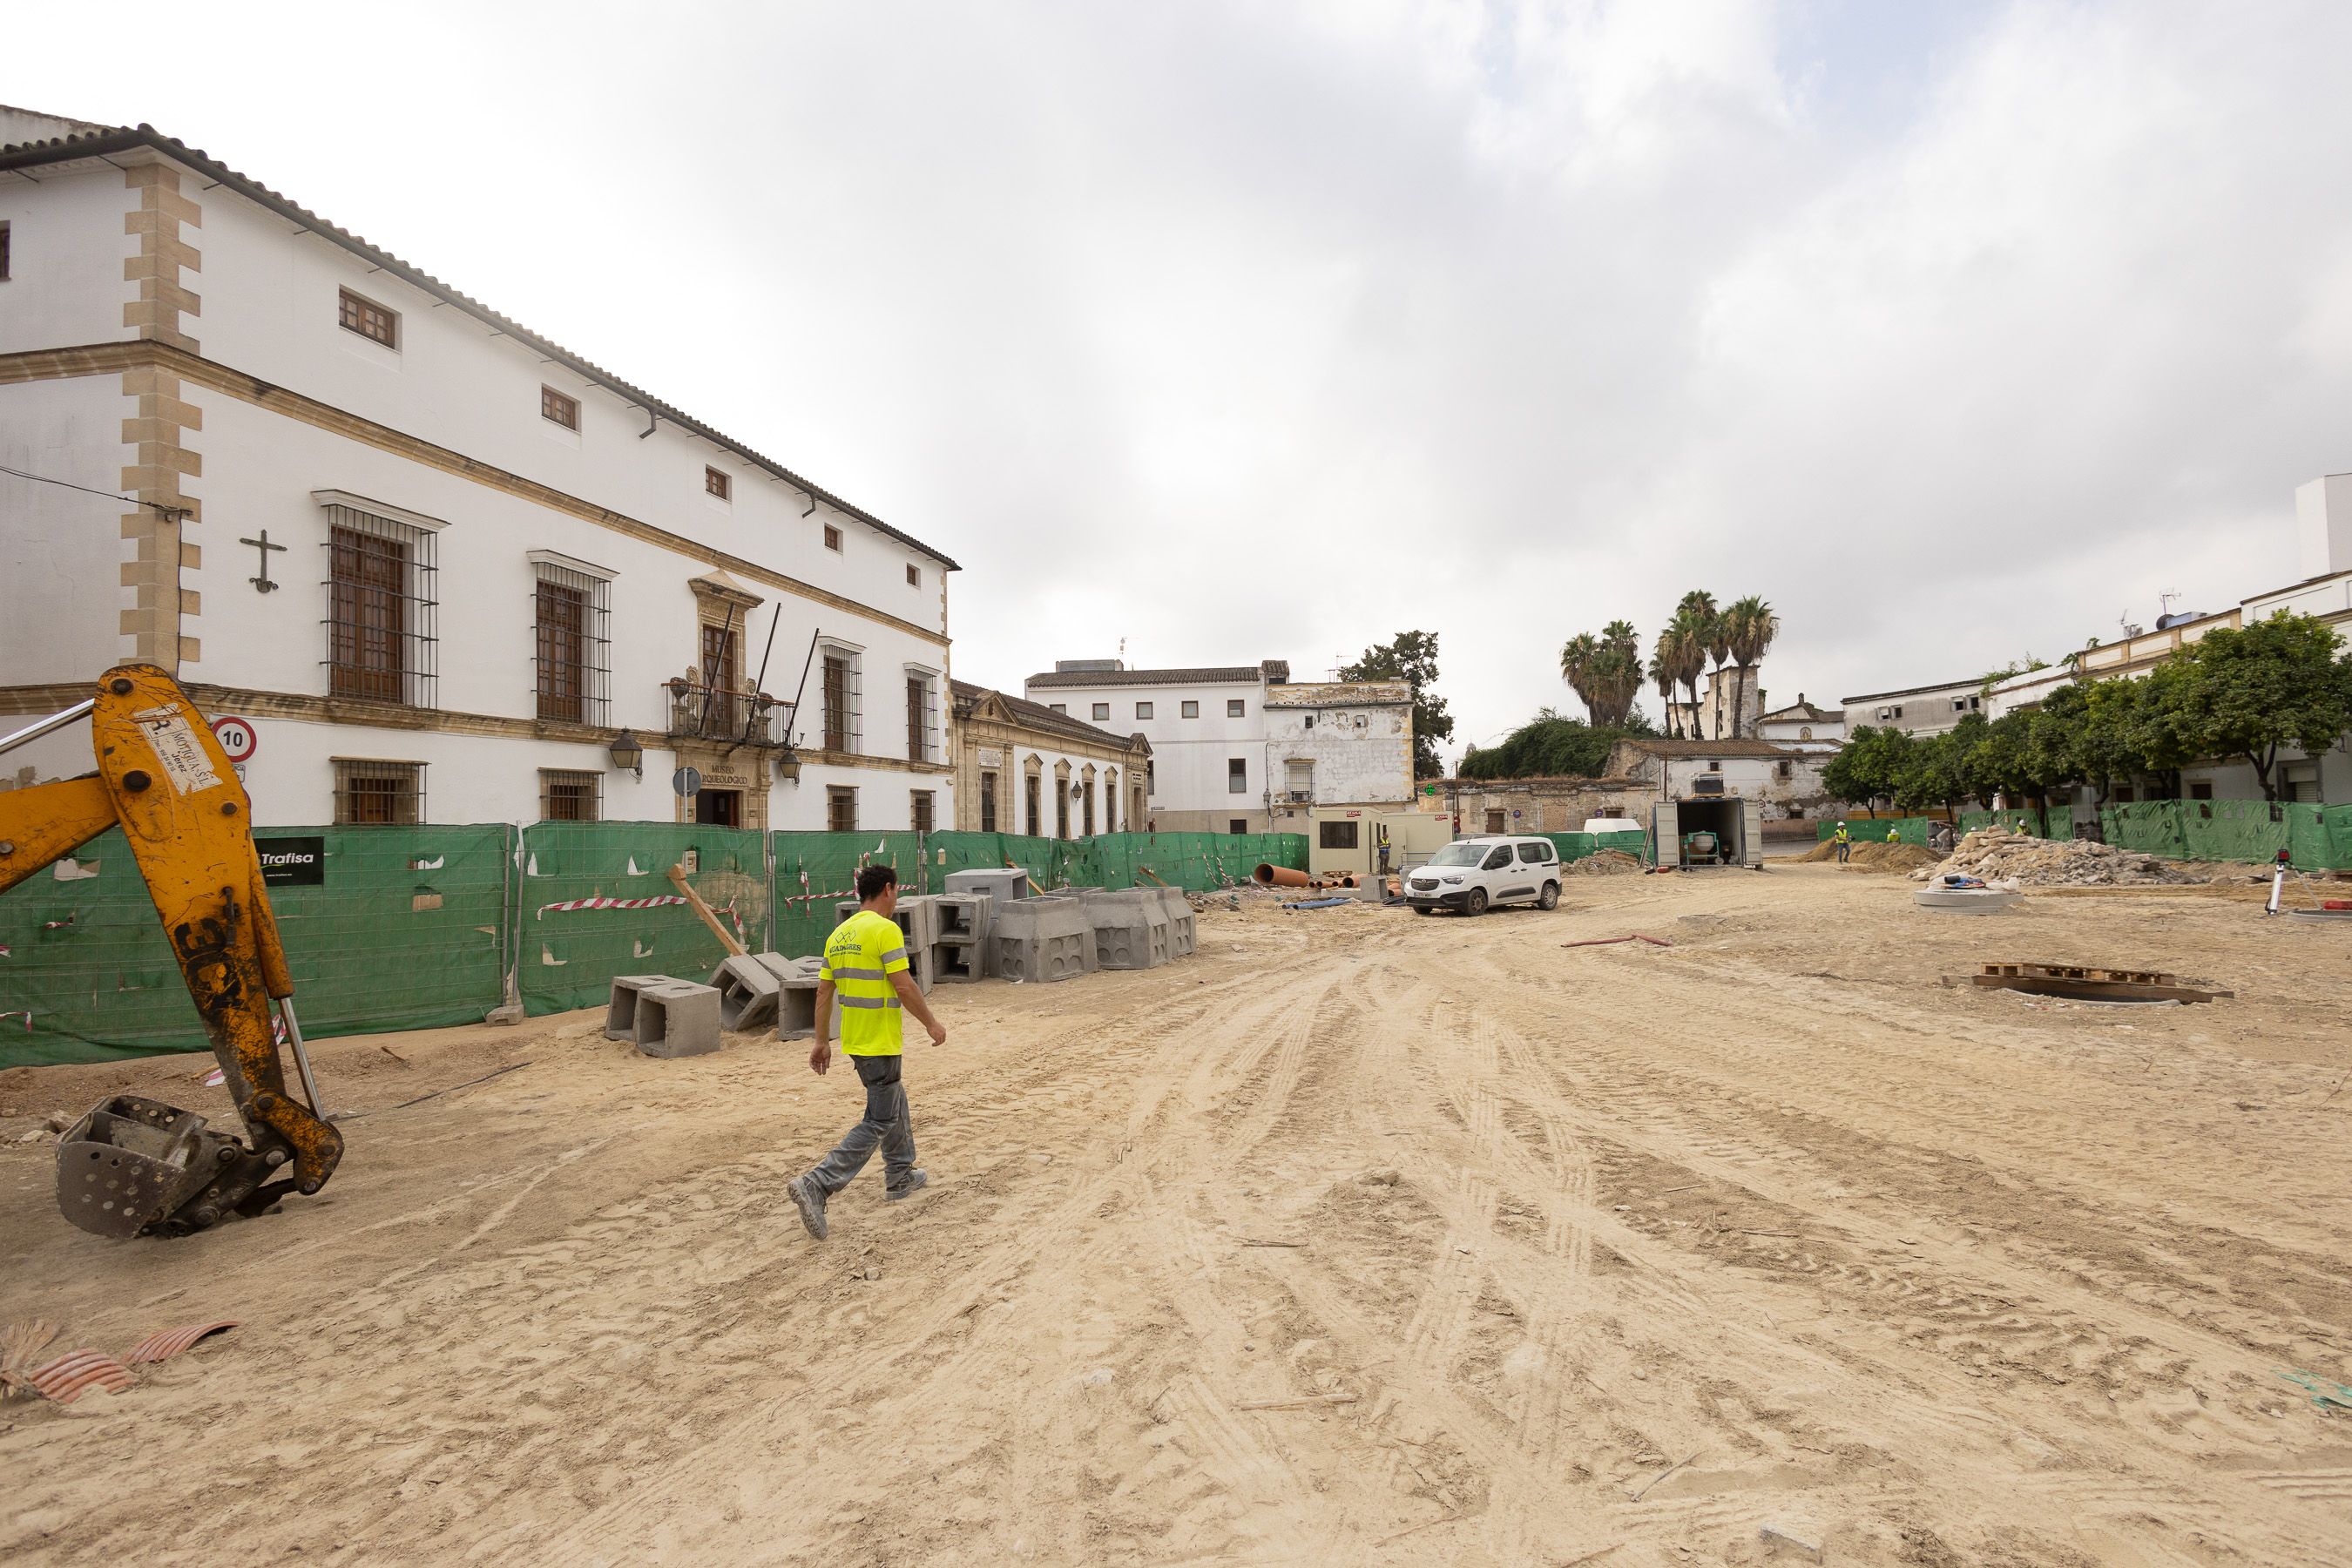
[1832,821,1851,863]
[787,864,948,1240]
[1886,825,1900,844]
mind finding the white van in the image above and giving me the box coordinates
[1402,835,1560,916]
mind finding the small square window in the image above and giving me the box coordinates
[334,760,423,824]
[907,564,921,587]
[1092,702,1110,720]
[0,222,11,281]
[1181,700,1200,719]
[827,786,857,833]
[1229,819,1248,835]
[910,789,935,834]
[338,287,398,348]
[705,466,731,501]
[1135,701,1153,720]
[541,386,579,430]
[823,524,842,551]
[1227,699,1245,718]
[1227,757,1247,794]
[1050,702,1066,713]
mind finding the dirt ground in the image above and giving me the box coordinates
[3,864,2349,1566]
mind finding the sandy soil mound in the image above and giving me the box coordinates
[1914,827,2203,888]
[1793,838,1941,873]
[1564,848,1642,876]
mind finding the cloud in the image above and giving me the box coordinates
[11,0,2352,760]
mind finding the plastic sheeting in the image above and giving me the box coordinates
[0,824,511,1068]
[2101,799,2352,868]
[1815,816,1936,846]
[1538,830,1655,866]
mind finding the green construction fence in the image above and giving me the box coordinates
[1539,830,1654,866]
[0,825,511,1068]
[518,821,771,1017]
[2099,799,2352,868]
[1956,809,2071,838]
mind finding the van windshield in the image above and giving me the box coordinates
[1428,842,1490,868]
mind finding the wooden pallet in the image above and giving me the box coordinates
[1968,961,2233,1004]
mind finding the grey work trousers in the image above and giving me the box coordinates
[807,1051,916,1196]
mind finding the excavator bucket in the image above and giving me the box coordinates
[55,1096,247,1240]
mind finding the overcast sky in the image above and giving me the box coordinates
[15,1,2352,764]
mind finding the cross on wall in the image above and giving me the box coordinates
[240,529,286,592]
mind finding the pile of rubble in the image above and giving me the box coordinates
[1910,828,2203,889]
[1565,848,1644,877]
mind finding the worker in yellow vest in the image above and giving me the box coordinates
[1886,826,1900,843]
[1832,822,1851,863]
[788,863,949,1240]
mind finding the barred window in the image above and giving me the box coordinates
[911,789,935,833]
[541,386,579,429]
[979,771,998,833]
[827,786,857,833]
[533,559,612,725]
[822,648,862,754]
[323,504,437,706]
[540,769,601,821]
[904,672,937,763]
[338,287,397,348]
[334,760,423,825]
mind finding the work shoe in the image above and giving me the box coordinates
[787,1175,829,1240]
[886,1169,929,1203]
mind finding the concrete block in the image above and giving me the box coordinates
[936,893,990,942]
[752,951,821,984]
[936,940,982,983]
[605,975,674,1040]
[1085,889,1172,971]
[1170,909,1197,958]
[775,977,840,1044]
[991,898,1097,983]
[709,953,783,1031]
[945,867,1030,909]
[634,981,721,1058]
[838,896,943,950]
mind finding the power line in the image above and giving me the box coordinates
[0,462,186,515]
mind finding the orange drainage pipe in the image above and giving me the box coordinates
[1253,863,1310,888]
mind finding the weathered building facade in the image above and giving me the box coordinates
[948,681,1148,837]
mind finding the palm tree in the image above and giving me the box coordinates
[1673,591,1717,735]
[1724,594,1780,739]
[1652,627,1683,737]
[1595,619,1645,727]
[1558,632,1600,722]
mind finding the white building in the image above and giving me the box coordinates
[1839,678,1987,737]
[1754,696,1844,746]
[1024,659,1289,832]
[1260,679,1416,865]
[0,109,956,832]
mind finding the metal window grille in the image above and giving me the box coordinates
[1082,781,1095,836]
[541,386,579,429]
[911,789,935,833]
[338,288,397,347]
[334,760,424,825]
[539,769,601,821]
[980,772,998,833]
[533,564,610,725]
[1105,775,1116,834]
[904,675,936,764]
[822,651,862,754]
[323,505,436,706]
[1025,774,1042,836]
[827,786,857,833]
[1056,780,1071,840]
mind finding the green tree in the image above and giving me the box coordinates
[1340,629,1455,780]
[1558,622,1646,728]
[2153,612,2352,801]
[1673,591,1719,736]
[1896,713,1986,819]
[1821,724,1915,814]
[1457,708,1657,781]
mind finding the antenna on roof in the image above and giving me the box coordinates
[2158,590,2180,618]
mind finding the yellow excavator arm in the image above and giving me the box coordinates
[0,663,344,1237]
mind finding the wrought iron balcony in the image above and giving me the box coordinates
[662,679,793,747]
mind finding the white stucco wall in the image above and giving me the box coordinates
[1262,699,1412,807]
[0,374,135,682]
[0,164,139,356]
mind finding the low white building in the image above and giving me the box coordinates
[1260,679,1416,867]
[1839,679,1986,737]
[0,109,956,832]
[1024,659,1288,832]
[1754,696,1844,746]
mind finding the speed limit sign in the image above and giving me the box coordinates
[211,715,258,763]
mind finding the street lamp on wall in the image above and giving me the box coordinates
[608,728,644,780]
[775,747,802,785]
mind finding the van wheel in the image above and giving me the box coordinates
[1538,882,1559,910]
[1464,889,1488,916]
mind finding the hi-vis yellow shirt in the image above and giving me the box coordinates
[821,909,910,1057]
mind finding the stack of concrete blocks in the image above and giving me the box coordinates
[1148,885,1198,957]
[934,892,995,983]
[990,896,1098,983]
[605,973,722,1058]
[944,867,1030,909]
[708,951,822,1032]
[1084,888,1173,971]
